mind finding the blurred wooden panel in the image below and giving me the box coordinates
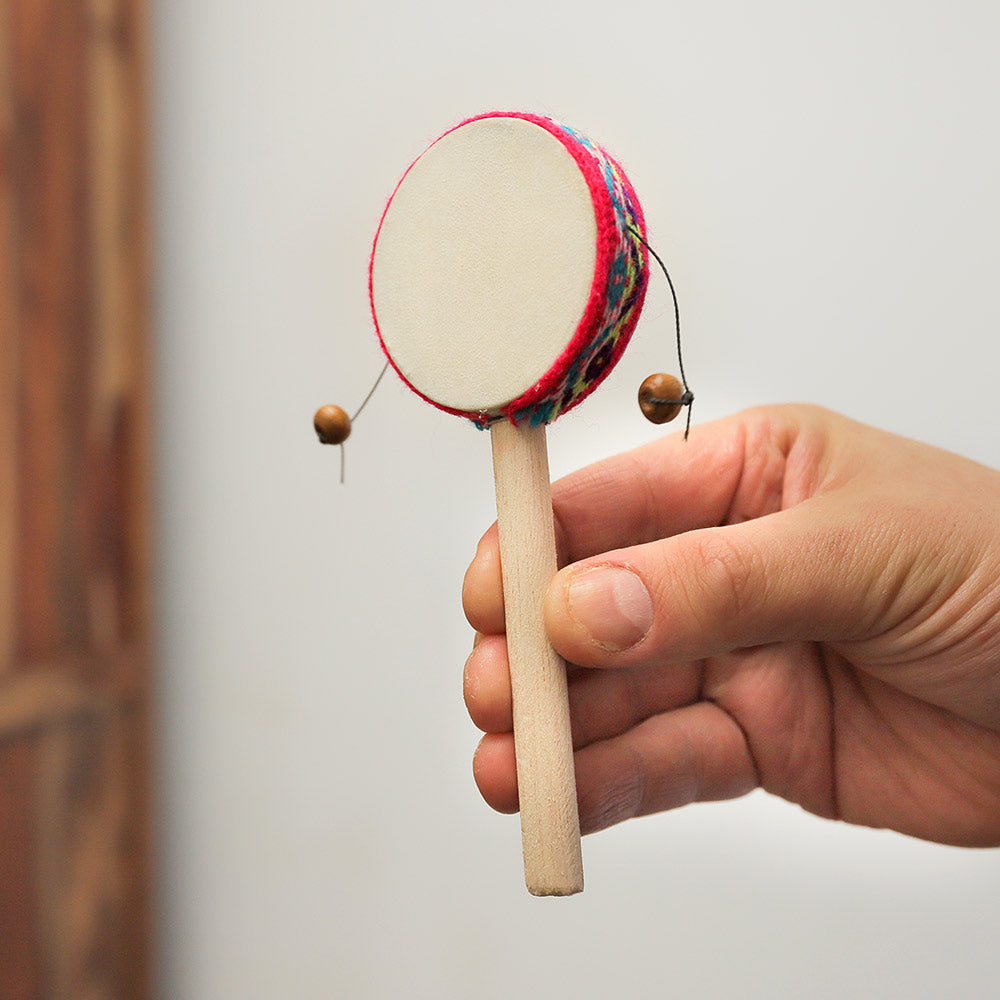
[12,0,93,663]
[0,738,43,1000]
[37,713,128,1000]
[0,0,18,674]
[117,702,153,995]
[0,0,153,996]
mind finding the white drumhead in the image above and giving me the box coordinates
[371,116,597,415]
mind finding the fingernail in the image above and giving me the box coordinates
[566,566,653,651]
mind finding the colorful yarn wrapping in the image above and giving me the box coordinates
[370,112,650,427]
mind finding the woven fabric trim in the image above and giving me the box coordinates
[505,120,649,426]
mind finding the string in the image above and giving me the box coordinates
[338,361,391,484]
[626,226,695,439]
[346,232,692,454]
[352,361,389,422]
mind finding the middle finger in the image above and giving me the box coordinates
[464,635,704,748]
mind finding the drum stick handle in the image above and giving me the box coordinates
[490,420,584,896]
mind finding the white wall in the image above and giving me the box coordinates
[152,2,1000,997]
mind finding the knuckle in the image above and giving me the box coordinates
[685,530,764,629]
[579,748,646,835]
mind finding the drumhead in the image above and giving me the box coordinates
[370,116,598,416]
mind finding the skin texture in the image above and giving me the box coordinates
[462,405,1000,844]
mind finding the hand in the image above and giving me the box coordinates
[463,405,1000,844]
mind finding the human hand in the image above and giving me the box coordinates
[463,405,1000,844]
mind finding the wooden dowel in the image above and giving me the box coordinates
[490,420,583,896]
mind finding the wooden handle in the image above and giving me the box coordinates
[490,420,583,896]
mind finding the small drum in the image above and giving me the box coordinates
[369,113,651,895]
[370,112,649,426]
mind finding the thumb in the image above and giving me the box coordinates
[542,493,897,668]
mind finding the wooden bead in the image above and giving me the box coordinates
[638,373,684,424]
[313,404,352,445]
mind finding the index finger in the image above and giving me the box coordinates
[463,405,824,635]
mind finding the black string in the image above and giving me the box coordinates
[340,230,693,457]
[626,226,695,439]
